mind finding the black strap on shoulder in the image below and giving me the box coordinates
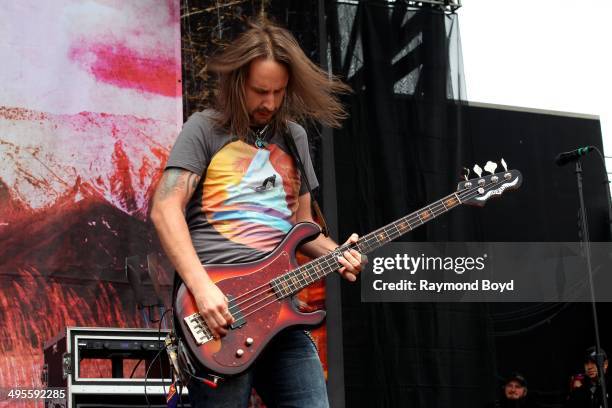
[283,130,329,237]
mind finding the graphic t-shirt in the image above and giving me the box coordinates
[165,110,319,265]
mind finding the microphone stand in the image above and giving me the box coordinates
[575,159,608,408]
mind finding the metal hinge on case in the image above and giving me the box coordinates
[62,352,72,379]
[41,363,48,385]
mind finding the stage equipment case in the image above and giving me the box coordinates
[42,326,188,407]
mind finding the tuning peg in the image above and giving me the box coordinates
[462,167,470,181]
[501,158,508,172]
[473,164,483,178]
[484,161,497,174]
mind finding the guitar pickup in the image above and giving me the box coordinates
[184,313,214,345]
[228,295,246,330]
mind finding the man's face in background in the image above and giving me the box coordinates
[585,359,609,380]
[504,380,527,400]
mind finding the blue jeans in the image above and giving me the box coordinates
[187,328,329,408]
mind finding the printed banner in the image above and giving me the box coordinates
[0,1,181,406]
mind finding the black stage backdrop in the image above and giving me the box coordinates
[325,2,611,408]
[179,1,611,407]
[466,104,611,407]
[326,3,495,406]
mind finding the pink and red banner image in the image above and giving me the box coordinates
[0,1,181,405]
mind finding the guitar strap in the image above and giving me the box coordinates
[282,129,329,237]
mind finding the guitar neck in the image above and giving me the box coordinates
[271,192,463,297]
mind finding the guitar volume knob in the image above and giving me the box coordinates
[245,337,254,346]
[236,349,244,358]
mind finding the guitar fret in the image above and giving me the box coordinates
[358,197,459,255]
[273,255,340,298]
[280,278,288,293]
[272,276,286,297]
[319,260,330,277]
[361,236,374,250]
[302,269,311,284]
[296,267,313,285]
[397,219,410,233]
[418,208,432,222]
[273,195,474,298]
[313,261,325,278]
[321,256,338,274]
[407,218,416,229]
[386,224,400,241]
[430,205,443,217]
[285,273,297,293]
[273,195,471,298]
[445,194,460,209]
[292,274,302,288]
[271,280,279,295]
[281,276,292,295]
[265,176,518,300]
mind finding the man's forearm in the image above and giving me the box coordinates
[151,168,233,337]
[150,202,211,293]
[299,234,339,258]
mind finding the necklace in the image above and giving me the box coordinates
[253,125,270,149]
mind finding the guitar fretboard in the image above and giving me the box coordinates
[270,192,462,298]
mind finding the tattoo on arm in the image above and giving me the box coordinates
[155,168,201,202]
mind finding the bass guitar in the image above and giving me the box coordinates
[174,160,522,375]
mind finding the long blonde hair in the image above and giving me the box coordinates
[208,18,351,139]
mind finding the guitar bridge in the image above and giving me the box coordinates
[184,313,214,345]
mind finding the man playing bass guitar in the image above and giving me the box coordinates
[151,18,364,408]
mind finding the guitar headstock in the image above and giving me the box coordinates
[457,159,522,207]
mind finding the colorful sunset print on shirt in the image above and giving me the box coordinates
[202,140,301,252]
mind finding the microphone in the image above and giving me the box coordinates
[555,146,593,166]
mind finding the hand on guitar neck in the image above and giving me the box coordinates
[320,232,365,282]
[295,193,366,283]
[337,233,365,282]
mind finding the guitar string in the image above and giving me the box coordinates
[224,175,510,318]
[221,175,514,323]
[225,209,423,308]
[225,189,460,310]
[197,186,462,340]
[237,197,453,313]
[237,195,459,320]
[354,173,515,253]
[231,177,483,308]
